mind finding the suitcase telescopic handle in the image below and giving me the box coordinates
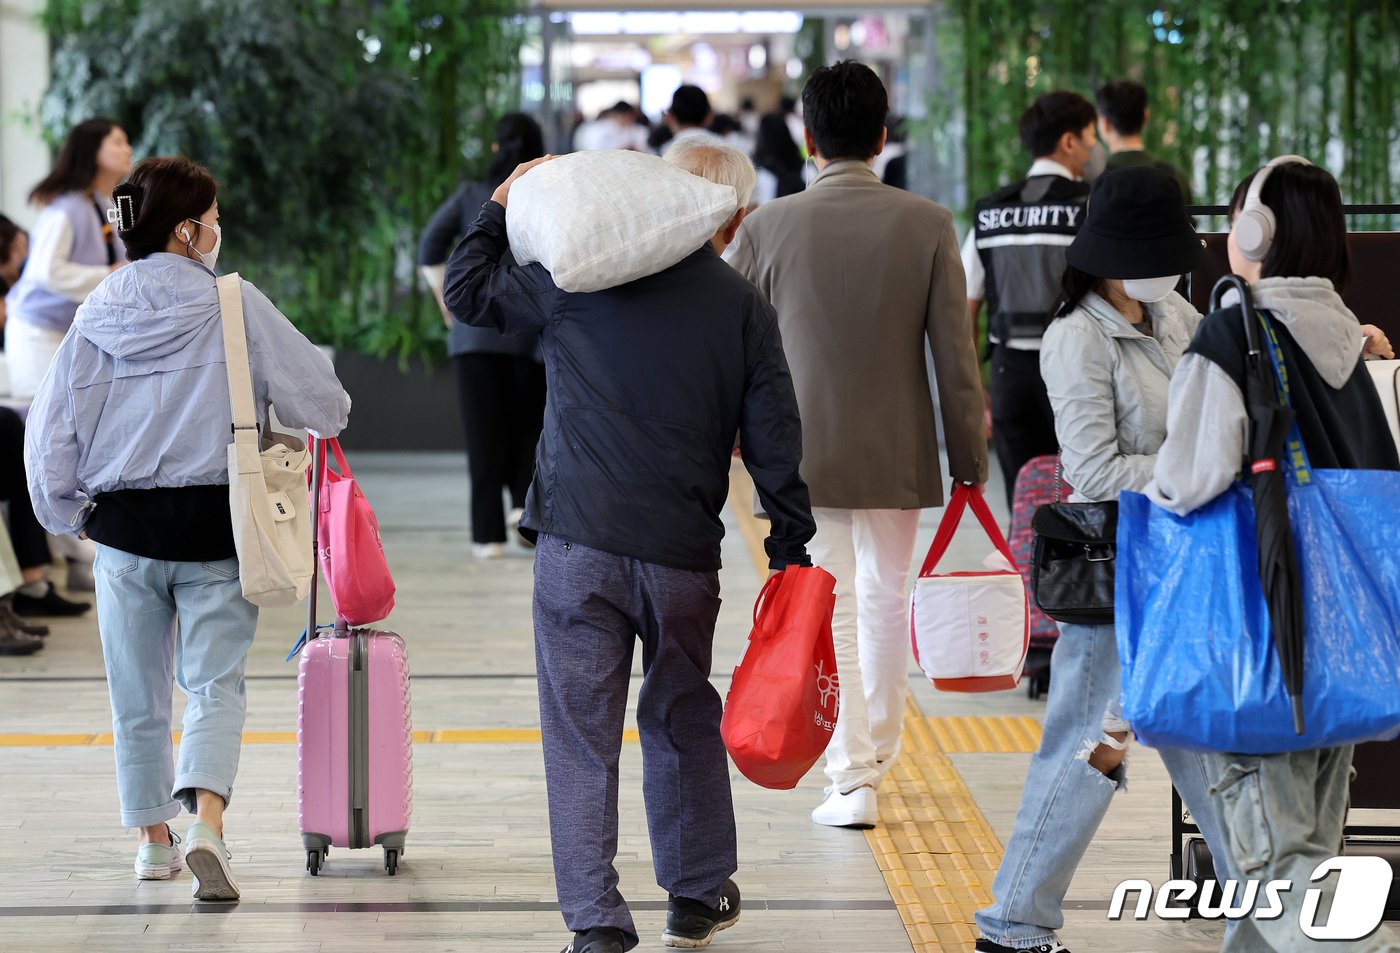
[308,435,324,637]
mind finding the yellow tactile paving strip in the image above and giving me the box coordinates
[927,715,1042,754]
[871,700,1016,950]
[0,720,1038,753]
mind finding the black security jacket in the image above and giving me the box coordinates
[444,201,815,573]
[973,175,1091,345]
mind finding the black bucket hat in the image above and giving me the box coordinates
[1066,166,1205,280]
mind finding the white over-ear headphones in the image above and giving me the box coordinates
[1233,154,1312,262]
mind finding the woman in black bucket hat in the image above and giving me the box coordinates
[974,165,1232,953]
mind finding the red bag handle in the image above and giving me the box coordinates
[752,569,784,628]
[917,484,1015,577]
[307,436,353,498]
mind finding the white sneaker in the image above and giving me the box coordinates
[134,827,182,880]
[811,786,878,828]
[185,822,240,901]
[472,542,506,559]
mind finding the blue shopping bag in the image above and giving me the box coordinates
[1116,471,1400,754]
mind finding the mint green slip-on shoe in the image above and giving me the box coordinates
[134,827,182,880]
[184,822,240,901]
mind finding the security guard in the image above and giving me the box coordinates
[964,91,1097,504]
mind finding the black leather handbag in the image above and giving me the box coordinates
[1029,460,1117,625]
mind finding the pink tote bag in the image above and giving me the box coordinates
[308,437,396,625]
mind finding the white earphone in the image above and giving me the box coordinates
[1233,154,1312,262]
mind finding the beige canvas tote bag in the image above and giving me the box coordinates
[218,273,313,606]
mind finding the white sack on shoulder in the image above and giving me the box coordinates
[506,150,737,293]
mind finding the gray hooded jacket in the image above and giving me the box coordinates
[25,253,350,536]
[1039,290,1201,503]
[1147,277,1372,515]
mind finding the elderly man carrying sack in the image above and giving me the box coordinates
[443,143,816,953]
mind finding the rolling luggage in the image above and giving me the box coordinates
[1171,739,1400,919]
[296,440,413,875]
[1008,455,1066,700]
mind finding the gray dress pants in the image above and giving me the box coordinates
[533,534,737,949]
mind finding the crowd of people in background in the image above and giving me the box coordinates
[2,53,1394,953]
[568,85,907,206]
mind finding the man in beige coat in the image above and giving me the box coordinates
[727,60,988,828]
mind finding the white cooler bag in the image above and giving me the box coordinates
[910,484,1028,692]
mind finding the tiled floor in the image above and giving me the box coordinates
[0,450,1367,952]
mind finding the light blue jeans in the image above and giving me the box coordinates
[976,621,1237,948]
[94,544,258,828]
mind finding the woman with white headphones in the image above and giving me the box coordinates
[1147,156,1399,952]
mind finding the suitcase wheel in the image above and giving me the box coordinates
[307,849,323,876]
[385,847,401,876]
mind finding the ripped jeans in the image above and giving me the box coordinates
[977,621,1226,948]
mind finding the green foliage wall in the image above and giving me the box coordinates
[936,0,1399,226]
[41,0,522,360]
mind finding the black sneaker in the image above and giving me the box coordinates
[663,879,740,948]
[12,582,90,617]
[974,939,1071,953]
[560,927,625,953]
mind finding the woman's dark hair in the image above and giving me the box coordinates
[753,113,803,174]
[485,113,545,188]
[1054,265,1104,318]
[29,118,120,205]
[111,156,219,261]
[0,214,20,263]
[802,60,888,161]
[1229,162,1350,291]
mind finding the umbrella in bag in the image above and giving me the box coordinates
[1211,275,1306,735]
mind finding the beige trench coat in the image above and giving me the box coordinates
[727,161,988,509]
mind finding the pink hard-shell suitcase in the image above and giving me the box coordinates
[297,440,413,875]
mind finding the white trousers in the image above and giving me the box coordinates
[6,319,67,400]
[807,506,922,793]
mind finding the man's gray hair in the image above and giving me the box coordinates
[664,138,756,214]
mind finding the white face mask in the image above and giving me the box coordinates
[183,218,221,271]
[1122,274,1178,303]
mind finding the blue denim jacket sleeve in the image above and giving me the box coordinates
[24,335,92,536]
[240,280,351,438]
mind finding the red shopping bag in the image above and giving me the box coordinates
[721,566,838,790]
[308,437,396,626]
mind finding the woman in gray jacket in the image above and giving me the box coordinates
[25,156,350,901]
[977,167,1235,953]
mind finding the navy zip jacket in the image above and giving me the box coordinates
[444,201,814,573]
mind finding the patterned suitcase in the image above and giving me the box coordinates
[297,441,413,875]
[1008,455,1067,699]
